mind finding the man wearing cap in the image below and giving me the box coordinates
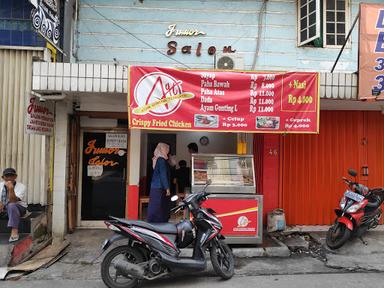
[0,168,27,242]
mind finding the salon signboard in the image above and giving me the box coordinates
[25,96,54,136]
[128,66,319,134]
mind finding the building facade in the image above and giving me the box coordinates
[29,0,384,238]
[0,0,56,211]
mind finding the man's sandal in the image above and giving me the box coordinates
[9,235,19,243]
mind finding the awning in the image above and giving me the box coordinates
[32,62,127,95]
[32,62,358,100]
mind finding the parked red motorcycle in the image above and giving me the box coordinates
[326,169,384,249]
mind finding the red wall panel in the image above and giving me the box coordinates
[366,112,384,189]
[281,111,362,225]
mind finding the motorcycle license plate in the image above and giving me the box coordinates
[344,190,364,202]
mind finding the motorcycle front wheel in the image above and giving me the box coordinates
[326,222,352,250]
[210,239,235,280]
[101,245,144,288]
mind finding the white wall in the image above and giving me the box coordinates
[80,116,118,128]
[78,93,127,112]
[52,101,71,240]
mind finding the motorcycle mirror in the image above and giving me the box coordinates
[171,195,178,202]
[348,168,357,177]
[206,179,212,185]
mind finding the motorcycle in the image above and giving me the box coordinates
[326,168,384,249]
[99,180,234,288]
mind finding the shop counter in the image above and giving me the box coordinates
[192,154,262,244]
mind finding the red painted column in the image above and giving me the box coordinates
[127,185,139,219]
[261,134,280,222]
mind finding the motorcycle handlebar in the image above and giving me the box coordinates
[170,205,183,213]
[170,190,210,214]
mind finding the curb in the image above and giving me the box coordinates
[180,243,291,258]
[232,236,290,258]
[179,236,290,259]
[178,236,291,258]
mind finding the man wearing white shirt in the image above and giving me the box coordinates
[0,168,27,243]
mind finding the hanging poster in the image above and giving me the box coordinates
[106,133,128,149]
[25,96,54,136]
[128,66,319,134]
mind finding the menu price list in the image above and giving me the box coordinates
[197,71,317,132]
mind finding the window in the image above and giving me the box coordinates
[0,0,46,47]
[298,0,349,47]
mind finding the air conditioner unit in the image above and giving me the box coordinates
[215,53,244,70]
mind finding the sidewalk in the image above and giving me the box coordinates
[5,226,384,282]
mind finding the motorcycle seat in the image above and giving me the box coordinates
[366,194,383,209]
[113,218,177,234]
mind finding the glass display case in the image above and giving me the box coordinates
[192,154,256,194]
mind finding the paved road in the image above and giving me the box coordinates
[3,272,384,288]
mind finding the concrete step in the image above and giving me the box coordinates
[0,211,49,267]
[0,217,31,234]
[0,211,46,239]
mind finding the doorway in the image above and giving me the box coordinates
[80,131,128,223]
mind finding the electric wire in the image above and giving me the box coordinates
[252,0,268,70]
[81,20,112,56]
[82,1,191,68]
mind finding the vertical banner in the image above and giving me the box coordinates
[128,66,319,134]
[358,3,384,100]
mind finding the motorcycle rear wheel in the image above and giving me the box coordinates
[326,222,351,250]
[210,239,235,280]
[101,245,144,288]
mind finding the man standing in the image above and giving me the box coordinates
[187,142,199,154]
[0,168,27,242]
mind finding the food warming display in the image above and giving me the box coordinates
[191,154,263,244]
[192,154,255,192]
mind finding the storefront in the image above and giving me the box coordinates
[126,65,320,243]
[25,1,384,240]
[34,59,384,237]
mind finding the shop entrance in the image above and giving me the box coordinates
[138,131,240,220]
[80,131,128,221]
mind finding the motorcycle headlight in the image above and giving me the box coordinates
[340,196,346,209]
[346,201,365,213]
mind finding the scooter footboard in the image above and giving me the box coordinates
[158,251,206,271]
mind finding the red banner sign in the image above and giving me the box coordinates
[128,66,319,133]
[203,198,259,236]
[358,3,384,100]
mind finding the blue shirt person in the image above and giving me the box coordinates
[147,143,171,223]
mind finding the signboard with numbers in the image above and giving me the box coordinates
[358,3,384,100]
[128,66,319,133]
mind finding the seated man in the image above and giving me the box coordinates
[0,168,27,242]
